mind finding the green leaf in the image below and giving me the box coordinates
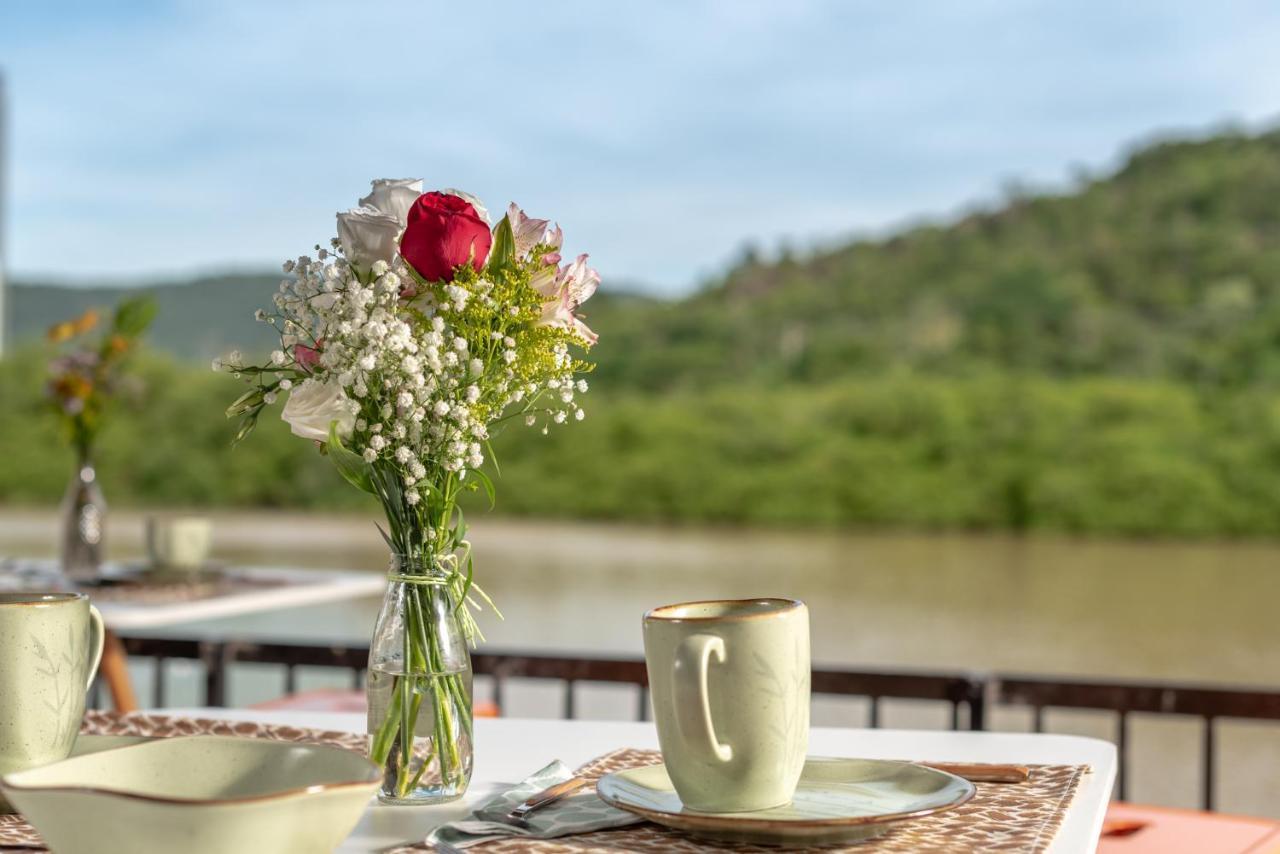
[471,467,497,510]
[484,439,502,477]
[374,522,396,552]
[451,505,468,550]
[455,549,475,615]
[327,421,376,495]
[232,407,262,444]
[225,387,263,418]
[419,478,443,503]
[487,215,515,273]
[402,260,429,290]
[113,296,158,337]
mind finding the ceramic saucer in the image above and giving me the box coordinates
[596,757,976,847]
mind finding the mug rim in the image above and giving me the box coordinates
[0,592,87,608]
[644,597,804,623]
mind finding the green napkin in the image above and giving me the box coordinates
[427,760,642,851]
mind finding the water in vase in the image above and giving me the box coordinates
[367,665,474,803]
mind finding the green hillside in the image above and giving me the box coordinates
[592,129,1280,391]
[8,274,281,360]
[8,126,1280,537]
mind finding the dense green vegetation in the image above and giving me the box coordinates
[8,126,1280,536]
[5,349,1280,536]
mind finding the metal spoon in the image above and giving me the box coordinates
[502,776,591,827]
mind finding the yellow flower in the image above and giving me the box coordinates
[46,310,99,343]
[74,310,100,334]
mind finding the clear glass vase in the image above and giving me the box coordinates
[60,458,106,582]
[366,555,474,804]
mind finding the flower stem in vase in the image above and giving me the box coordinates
[368,566,474,804]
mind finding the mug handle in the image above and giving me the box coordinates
[85,605,105,691]
[674,633,733,763]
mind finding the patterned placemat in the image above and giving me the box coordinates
[0,712,368,851]
[77,570,289,606]
[392,749,1089,854]
[1,715,1089,853]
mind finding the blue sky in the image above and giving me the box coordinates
[2,1,1278,294]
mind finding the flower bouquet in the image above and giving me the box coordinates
[46,296,157,579]
[222,180,597,803]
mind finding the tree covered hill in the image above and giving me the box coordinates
[591,128,1280,391]
[8,274,281,360]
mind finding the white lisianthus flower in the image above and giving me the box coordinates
[359,178,423,224]
[280,379,356,442]
[442,188,490,224]
[336,206,402,273]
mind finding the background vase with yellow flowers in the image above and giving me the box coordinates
[45,297,157,580]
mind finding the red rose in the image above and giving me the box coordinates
[399,191,492,283]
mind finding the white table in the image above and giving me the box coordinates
[0,560,385,630]
[166,708,1117,853]
[14,564,385,710]
[92,566,384,630]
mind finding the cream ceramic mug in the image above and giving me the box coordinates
[0,593,105,777]
[643,598,810,812]
[146,515,212,571]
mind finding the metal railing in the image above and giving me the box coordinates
[103,635,1280,811]
[106,636,986,729]
[998,675,1280,810]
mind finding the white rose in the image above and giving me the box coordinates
[336,206,401,273]
[280,379,356,443]
[359,178,422,224]
[442,188,490,224]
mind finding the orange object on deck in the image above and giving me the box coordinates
[251,688,499,717]
[1099,803,1280,854]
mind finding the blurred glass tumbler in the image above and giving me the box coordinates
[146,516,212,571]
[643,598,810,812]
[0,593,104,778]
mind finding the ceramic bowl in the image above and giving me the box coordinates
[0,735,380,854]
[0,735,151,813]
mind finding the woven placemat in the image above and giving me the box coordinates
[1,715,1089,853]
[78,571,289,606]
[392,749,1088,853]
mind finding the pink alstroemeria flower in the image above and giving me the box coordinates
[545,224,563,251]
[507,203,552,258]
[534,253,599,345]
[294,341,323,372]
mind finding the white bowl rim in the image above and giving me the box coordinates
[0,735,381,806]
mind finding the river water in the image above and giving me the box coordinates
[3,510,1278,815]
